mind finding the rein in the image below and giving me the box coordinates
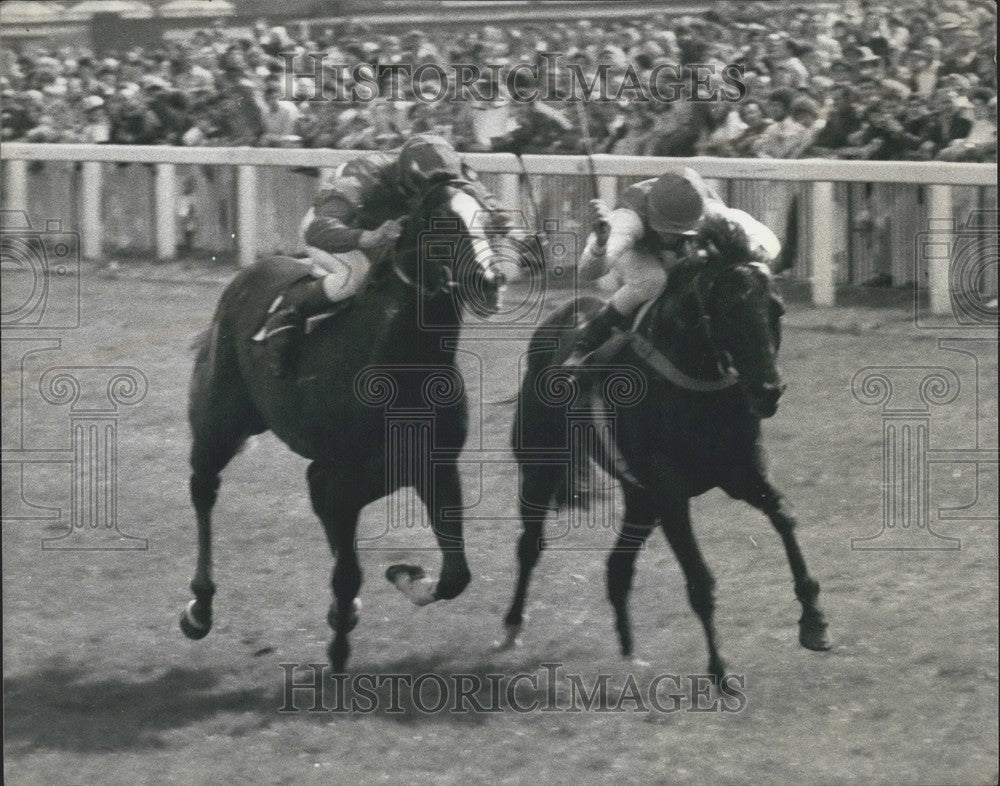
[390,177,492,298]
[627,261,742,393]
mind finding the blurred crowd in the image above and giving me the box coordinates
[1,0,995,161]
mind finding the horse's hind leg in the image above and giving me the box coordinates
[748,483,830,651]
[180,426,248,640]
[498,464,560,651]
[308,462,362,673]
[606,486,657,663]
[180,328,259,640]
[659,497,727,683]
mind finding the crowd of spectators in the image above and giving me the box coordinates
[1,0,995,161]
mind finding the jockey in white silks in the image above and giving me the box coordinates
[565,167,782,366]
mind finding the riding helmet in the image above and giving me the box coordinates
[646,172,705,236]
[398,134,463,194]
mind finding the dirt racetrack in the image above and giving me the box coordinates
[2,260,997,785]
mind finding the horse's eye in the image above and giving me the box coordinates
[461,162,479,182]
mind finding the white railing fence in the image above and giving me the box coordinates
[1,143,996,312]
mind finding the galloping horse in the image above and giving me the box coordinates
[501,220,830,681]
[179,177,503,671]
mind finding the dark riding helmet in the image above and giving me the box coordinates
[398,134,464,195]
[646,172,705,236]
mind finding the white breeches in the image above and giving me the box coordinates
[305,247,372,302]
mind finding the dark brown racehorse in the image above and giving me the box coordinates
[501,219,830,682]
[179,178,503,671]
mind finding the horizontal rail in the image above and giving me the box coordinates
[1,144,995,186]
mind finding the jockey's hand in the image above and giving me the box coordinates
[590,199,611,247]
[360,219,404,249]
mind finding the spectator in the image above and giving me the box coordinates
[260,82,301,146]
[0,2,993,162]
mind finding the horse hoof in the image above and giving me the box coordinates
[385,564,425,584]
[799,625,832,651]
[386,564,437,607]
[179,601,211,640]
[493,625,522,652]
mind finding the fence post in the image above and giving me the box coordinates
[597,176,617,206]
[4,158,28,214]
[925,184,954,315]
[236,165,258,268]
[154,163,176,261]
[497,173,520,211]
[80,161,103,260]
[809,181,836,306]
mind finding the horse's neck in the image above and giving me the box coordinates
[645,284,720,381]
[379,278,460,366]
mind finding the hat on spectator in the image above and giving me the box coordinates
[82,95,105,110]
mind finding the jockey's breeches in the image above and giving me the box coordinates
[305,247,372,302]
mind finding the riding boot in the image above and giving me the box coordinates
[254,278,334,377]
[563,302,631,367]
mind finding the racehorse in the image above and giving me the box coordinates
[179,177,504,671]
[500,218,830,682]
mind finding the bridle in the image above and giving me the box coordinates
[390,176,500,298]
[683,259,780,377]
[634,258,778,391]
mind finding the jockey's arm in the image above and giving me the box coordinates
[304,191,397,253]
[704,201,782,266]
[303,193,366,253]
[578,208,644,281]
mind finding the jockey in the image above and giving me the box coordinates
[564,167,782,366]
[256,134,486,375]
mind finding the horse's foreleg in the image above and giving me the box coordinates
[498,464,559,651]
[607,488,657,663]
[753,486,831,651]
[389,462,470,606]
[660,498,727,683]
[180,472,220,640]
[308,462,363,672]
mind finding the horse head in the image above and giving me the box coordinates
[394,172,506,321]
[655,216,786,418]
